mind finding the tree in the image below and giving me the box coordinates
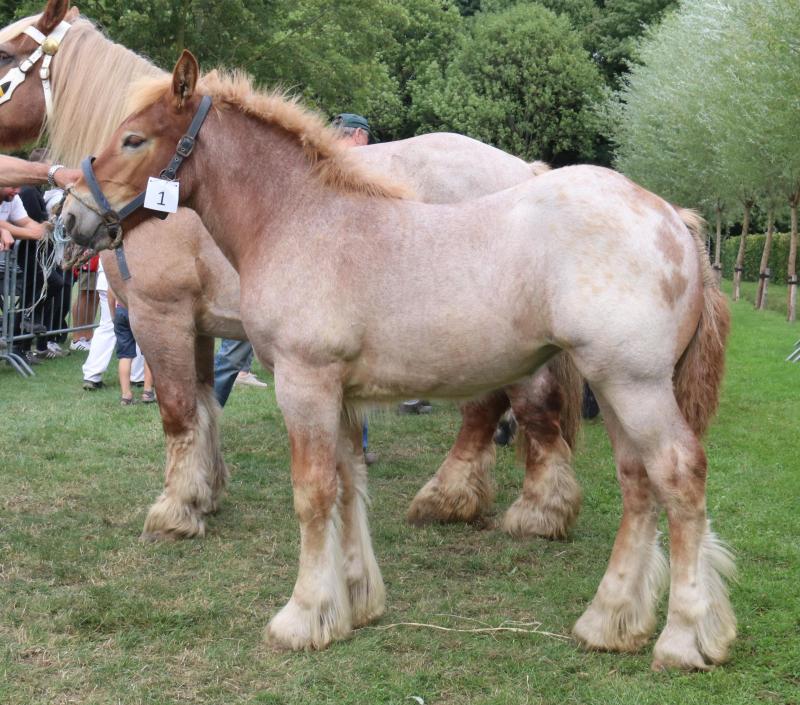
[368,0,464,140]
[411,3,605,164]
[587,0,678,85]
[608,0,800,311]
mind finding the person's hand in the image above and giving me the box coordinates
[54,167,81,188]
[0,228,13,251]
[31,222,46,240]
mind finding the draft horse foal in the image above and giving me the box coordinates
[62,53,734,670]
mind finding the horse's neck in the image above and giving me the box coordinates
[188,111,333,264]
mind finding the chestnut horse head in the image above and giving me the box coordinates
[0,0,79,146]
[62,50,203,249]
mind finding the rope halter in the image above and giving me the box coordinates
[0,19,72,121]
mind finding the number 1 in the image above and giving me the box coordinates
[157,191,166,206]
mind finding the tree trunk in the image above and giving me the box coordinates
[733,200,752,302]
[174,0,190,57]
[755,206,774,310]
[787,195,798,322]
[713,203,723,287]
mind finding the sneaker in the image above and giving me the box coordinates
[70,337,91,352]
[398,399,433,415]
[47,341,70,357]
[82,379,104,390]
[120,396,137,406]
[31,349,58,360]
[141,389,157,404]
[234,371,268,388]
[493,418,518,447]
[22,350,41,366]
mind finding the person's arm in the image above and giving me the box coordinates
[0,227,13,251]
[0,155,80,187]
[0,217,44,241]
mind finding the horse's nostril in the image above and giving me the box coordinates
[63,212,76,234]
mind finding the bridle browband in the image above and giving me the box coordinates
[67,94,213,261]
[0,19,72,120]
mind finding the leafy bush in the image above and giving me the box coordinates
[721,233,793,284]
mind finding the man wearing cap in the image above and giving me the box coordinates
[330,113,373,147]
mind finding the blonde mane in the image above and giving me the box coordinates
[43,17,163,166]
[0,15,39,44]
[127,70,412,200]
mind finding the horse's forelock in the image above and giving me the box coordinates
[0,14,40,44]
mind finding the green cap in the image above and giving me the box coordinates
[331,113,373,140]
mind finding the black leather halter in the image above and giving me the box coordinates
[71,95,213,255]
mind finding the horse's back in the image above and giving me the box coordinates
[354,133,534,203]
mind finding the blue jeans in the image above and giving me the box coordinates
[214,339,369,450]
[213,338,253,407]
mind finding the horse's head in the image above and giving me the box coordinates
[62,50,203,250]
[0,0,79,147]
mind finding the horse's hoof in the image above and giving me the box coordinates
[139,530,179,543]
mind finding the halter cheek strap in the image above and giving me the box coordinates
[0,20,72,121]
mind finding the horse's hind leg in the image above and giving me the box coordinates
[142,332,228,541]
[576,382,735,669]
[406,390,507,526]
[572,397,667,651]
[502,368,582,540]
[338,414,385,628]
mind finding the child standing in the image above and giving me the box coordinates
[113,300,155,405]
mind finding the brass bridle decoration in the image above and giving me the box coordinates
[0,19,72,120]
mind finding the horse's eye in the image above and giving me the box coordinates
[0,51,12,63]
[122,134,146,149]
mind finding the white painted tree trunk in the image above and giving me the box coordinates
[787,198,798,323]
[733,202,752,302]
[756,207,774,310]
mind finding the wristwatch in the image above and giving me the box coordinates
[47,163,65,188]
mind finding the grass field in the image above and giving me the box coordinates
[1,290,798,704]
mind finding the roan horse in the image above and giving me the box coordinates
[0,1,584,541]
[63,52,734,670]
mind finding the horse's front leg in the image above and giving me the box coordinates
[265,363,352,650]
[406,390,508,525]
[338,416,385,628]
[140,326,228,540]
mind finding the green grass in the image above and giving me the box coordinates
[725,277,793,318]
[1,293,799,704]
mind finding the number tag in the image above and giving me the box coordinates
[144,177,179,213]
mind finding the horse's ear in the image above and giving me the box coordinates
[171,50,199,110]
[66,6,80,21]
[37,0,70,34]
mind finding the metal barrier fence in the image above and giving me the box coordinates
[788,339,800,363]
[1,239,98,378]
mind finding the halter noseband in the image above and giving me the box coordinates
[0,20,72,120]
[69,94,213,251]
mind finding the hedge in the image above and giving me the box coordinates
[721,233,793,284]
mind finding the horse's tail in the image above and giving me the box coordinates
[673,208,731,437]
[529,160,551,176]
[550,351,583,449]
